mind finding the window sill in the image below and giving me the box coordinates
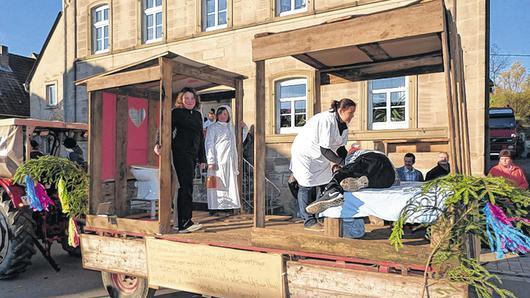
[45,105,60,110]
[265,133,297,144]
[204,24,228,32]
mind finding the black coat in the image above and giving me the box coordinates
[171,108,206,163]
[425,164,450,181]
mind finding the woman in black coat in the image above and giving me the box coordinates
[155,87,206,233]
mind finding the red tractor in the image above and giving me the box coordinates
[0,118,87,279]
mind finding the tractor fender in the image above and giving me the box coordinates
[0,178,25,209]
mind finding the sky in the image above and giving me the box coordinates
[0,0,529,71]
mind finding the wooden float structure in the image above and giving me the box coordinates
[78,1,469,297]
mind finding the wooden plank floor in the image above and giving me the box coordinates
[159,212,431,267]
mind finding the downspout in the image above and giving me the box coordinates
[63,0,68,122]
[74,0,78,122]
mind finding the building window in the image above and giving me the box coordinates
[368,77,408,130]
[277,0,307,16]
[203,0,227,31]
[143,0,162,43]
[276,78,307,134]
[46,84,57,106]
[92,5,110,54]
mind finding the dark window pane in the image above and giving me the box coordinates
[156,12,162,26]
[371,77,406,89]
[295,114,306,127]
[155,0,162,6]
[207,0,215,13]
[103,8,108,20]
[147,27,153,40]
[104,37,108,50]
[280,115,291,128]
[280,102,291,114]
[390,91,406,106]
[146,0,153,9]
[372,109,386,123]
[371,93,386,108]
[391,108,405,121]
[279,83,306,98]
[207,14,215,28]
[218,11,227,25]
[147,14,153,27]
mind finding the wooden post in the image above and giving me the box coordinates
[88,91,103,214]
[441,7,459,174]
[234,79,245,213]
[158,58,173,233]
[114,94,129,217]
[254,61,266,228]
[324,218,342,237]
[147,98,159,166]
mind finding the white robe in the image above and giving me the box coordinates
[290,111,348,187]
[205,117,241,210]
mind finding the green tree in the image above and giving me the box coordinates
[490,62,530,120]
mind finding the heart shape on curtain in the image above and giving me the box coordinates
[128,108,146,128]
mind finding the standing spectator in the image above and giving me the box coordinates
[205,106,240,214]
[30,140,44,159]
[489,149,528,189]
[154,87,206,233]
[396,153,424,182]
[425,152,451,181]
[203,108,216,130]
[63,137,86,167]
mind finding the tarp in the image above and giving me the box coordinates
[0,125,23,178]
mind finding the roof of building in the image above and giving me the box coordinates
[0,52,36,118]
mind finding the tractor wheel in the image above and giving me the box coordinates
[101,272,156,298]
[0,188,36,279]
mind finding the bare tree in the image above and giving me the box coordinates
[490,44,510,86]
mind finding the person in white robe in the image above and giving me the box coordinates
[290,98,356,231]
[205,105,241,212]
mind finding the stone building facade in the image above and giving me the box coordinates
[28,0,488,214]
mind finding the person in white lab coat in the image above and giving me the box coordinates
[205,105,241,213]
[290,98,356,231]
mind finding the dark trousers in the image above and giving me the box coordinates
[173,154,196,229]
[328,152,395,193]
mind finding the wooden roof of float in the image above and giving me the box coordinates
[252,0,445,82]
[76,51,247,92]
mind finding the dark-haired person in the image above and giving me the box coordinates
[63,137,85,166]
[489,149,528,190]
[290,98,356,231]
[396,153,424,182]
[155,87,207,233]
[30,140,44,159]
[425,152,451,181]
[203,108,216,130]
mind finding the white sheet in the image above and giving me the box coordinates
[320,182,447,224]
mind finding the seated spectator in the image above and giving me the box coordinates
[425,152,451,181]
[489,149,528,189]
[30,140,44,159]
[63,137,86,167]
[396,153,424,182]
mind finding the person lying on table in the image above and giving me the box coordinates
[305,146,397,215]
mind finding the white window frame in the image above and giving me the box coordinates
[276,78,308,134]
[368,77,409,130]
[92,5,110,54]
[277,0,307,17]
[203,0,228,31]
[143,0,163,44]
[46,83,57,106]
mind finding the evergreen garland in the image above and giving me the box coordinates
[13,155,88,218]
[389,174,530,298]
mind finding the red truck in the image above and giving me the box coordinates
[489,107,520,158]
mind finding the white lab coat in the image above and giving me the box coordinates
[290,111,348,187]
[204,106,240,210]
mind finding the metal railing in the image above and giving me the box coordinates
[241,158,283,215]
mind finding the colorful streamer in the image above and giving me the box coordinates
[484,202,530,259]
[67,217,80,248]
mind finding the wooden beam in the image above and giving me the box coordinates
[88,91,103,214]
[234,79,244,213]
[86,66,160,92]
[357,43,391,61]
[81,234,147,278]
[441,6,459,174]
[251,228,430,266]
[86,215,161,235]
[168,60,236,88]
[254,61,266,228]
[24,126,35,162]
[252,0,444,61]
[147,99,159,166]
[114,95,128,216]
[159,58,173,233]
[293,54,328,69]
